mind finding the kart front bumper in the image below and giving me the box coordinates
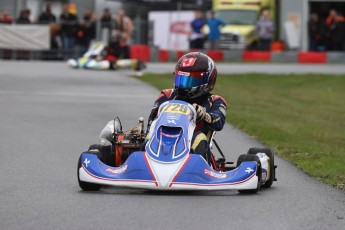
[78,152,258,191]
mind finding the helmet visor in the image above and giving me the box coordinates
[174,71,208,89]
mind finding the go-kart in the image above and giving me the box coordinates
[67,41,145,71]
[77,100,277,193]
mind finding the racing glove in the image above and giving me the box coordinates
[193,104,212,124]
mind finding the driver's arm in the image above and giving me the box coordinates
[207,96,227,131]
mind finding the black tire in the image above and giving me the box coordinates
[247,147,276,188]
[134,60,146,71]
[237,154,262,194]
[77,153,102,191]
[88,144,115,166]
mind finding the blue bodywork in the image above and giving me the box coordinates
[79,100,258,189]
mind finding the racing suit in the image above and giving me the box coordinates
[148,89,227,162]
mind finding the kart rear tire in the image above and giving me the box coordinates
[237,154,262,194]
[77,153,102,191]
[247,147,276,188]
[88,144,115,166]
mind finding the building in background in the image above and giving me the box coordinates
[1,0,344,51]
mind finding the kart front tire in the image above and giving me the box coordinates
[77,153,102,191]
[237,154,262,194]
[247,147,276,188]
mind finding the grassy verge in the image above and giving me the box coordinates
[135,73,345,190]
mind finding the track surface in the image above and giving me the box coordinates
[0,61,344,230]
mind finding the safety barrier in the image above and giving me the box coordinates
[2,44,345,64]
[297,52,327,64]
[243,51,271,62]
[151,48,344,64]
[130,45,150,62]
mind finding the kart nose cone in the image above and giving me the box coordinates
[67,59,77,68]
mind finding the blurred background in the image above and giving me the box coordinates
[0,0,344,61]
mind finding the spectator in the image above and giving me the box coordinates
[190,10,206,49]
[100,8,112,42]
[207,11,225,50]
[0,10,13,24]
[15,9,31,60]
[38,4,58,60]
[101,8,112,31]
[0,10,13,59]
[60,3,78,58]
[16,9,31,24]
[38,4,56,24]
[113,9,133,58]
[76,10,96,54]
[255,10,274,51]
[325,9,344,51]
[308,13,323,51]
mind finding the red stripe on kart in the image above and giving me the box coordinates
[169,154,191,187]
[143,152,159,186]
[171,172,256,187]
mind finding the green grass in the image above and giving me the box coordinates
[135,73,345,190]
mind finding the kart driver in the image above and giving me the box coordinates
[94,31,145,71]
[147,52,227,162]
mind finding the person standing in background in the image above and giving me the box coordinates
[38,4,56,24]
[100,8,112,41]
[38,4,59,60]
[113,9,133,59]
[16,9,31,24]
[0,10,13,24]
[101,8,112,31]
[190,10,206,49]
[308,13,323,51]
[0,10,13,59]
[60,3,78,58]
[207,11,225,50]
[255,10,274,51]
[16,9,31,60]
[76,10,96,54]
[325,9,344,51]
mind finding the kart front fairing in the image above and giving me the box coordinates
[78,100,259,190]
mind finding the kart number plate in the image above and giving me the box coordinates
[163,103,190,115]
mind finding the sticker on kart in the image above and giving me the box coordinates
[162,103,191,115]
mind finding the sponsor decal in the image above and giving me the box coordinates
[167,114,180,119]
[245,167,254,174]
[177,71,190,76]
[84,158,90,168]
[170,21,189,34]
[204,168,227,179]
[106,165,128,174]
[167,120,177,125]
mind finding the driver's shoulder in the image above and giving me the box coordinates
[209,94,227,106]
[161,88,176,99]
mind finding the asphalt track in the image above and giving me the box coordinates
[0,61,344,230]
